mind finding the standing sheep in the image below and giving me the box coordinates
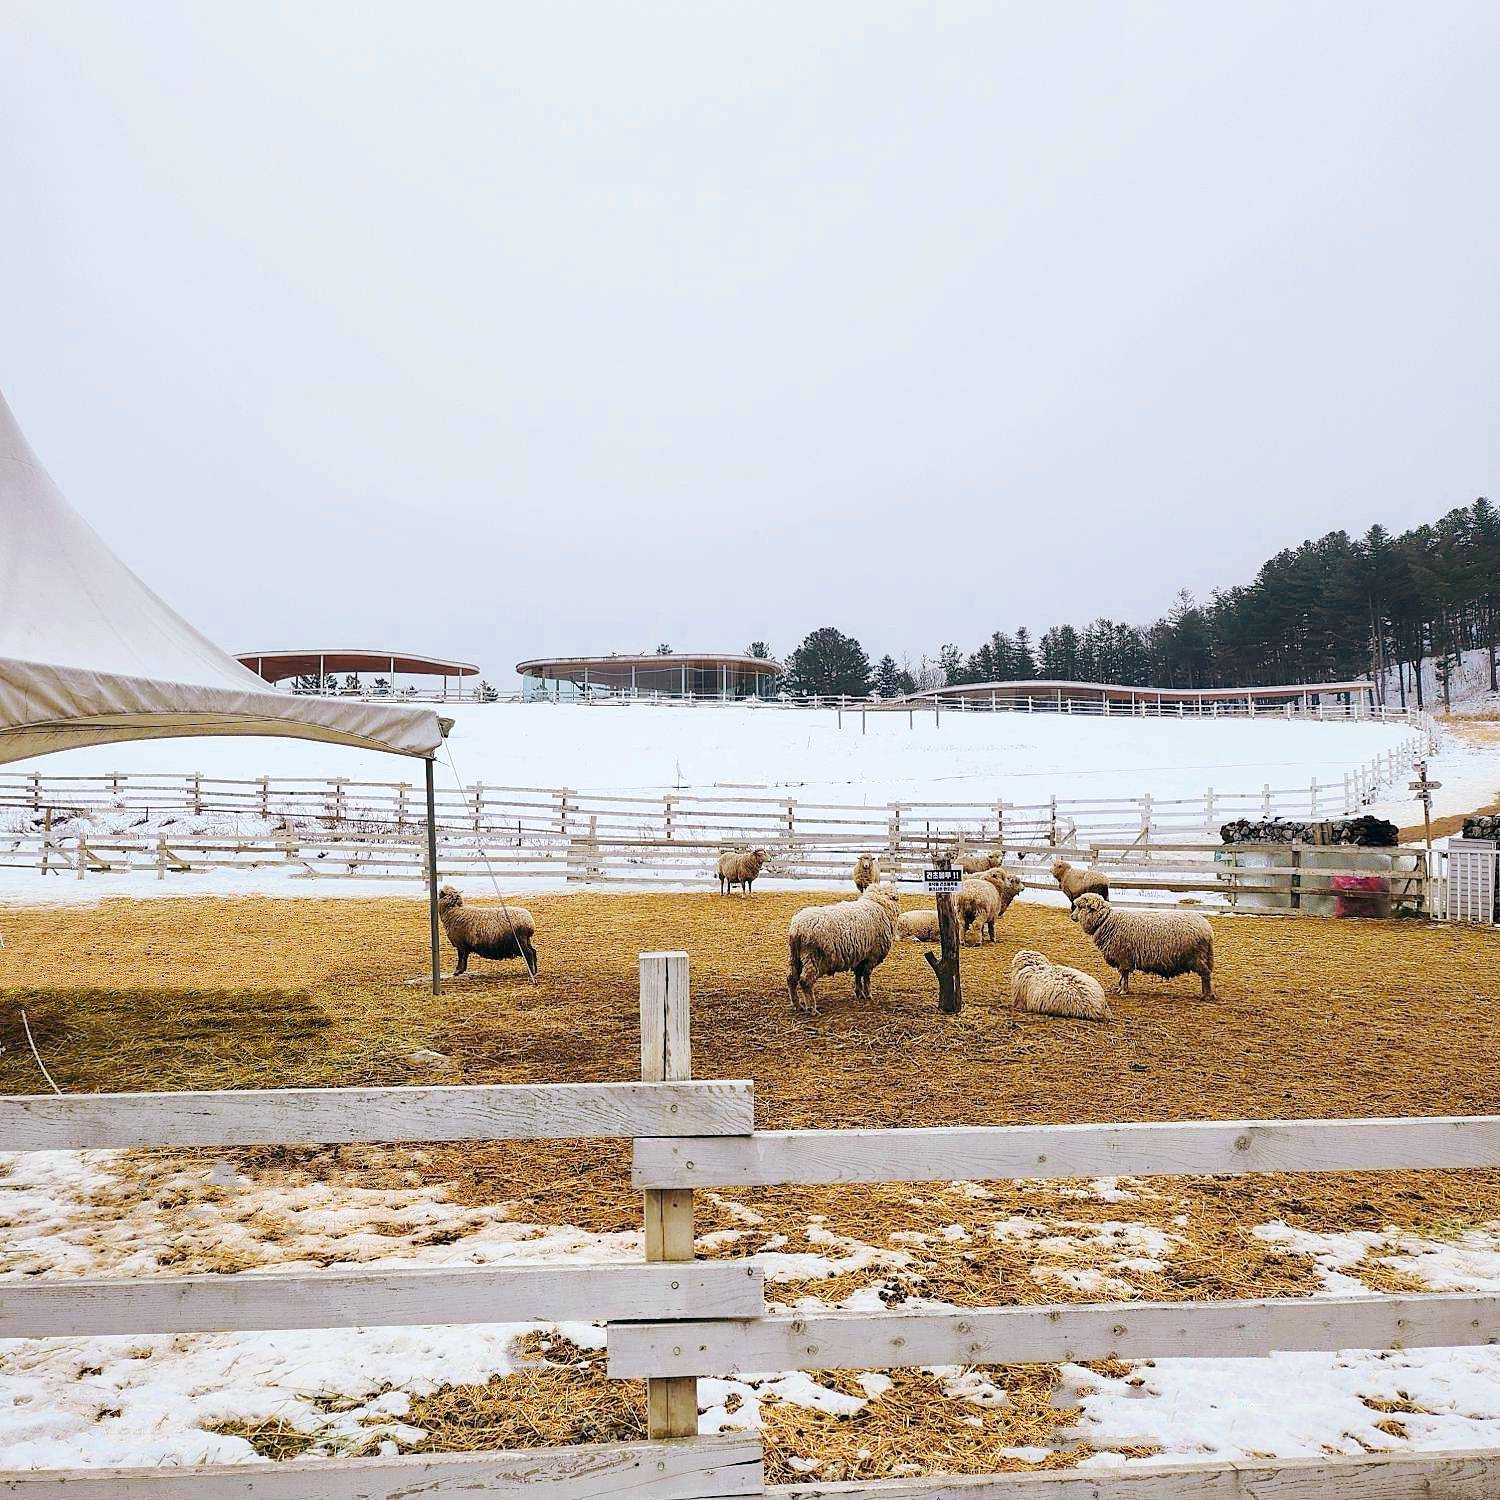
[717,848,769,895]
[852,853,881,892]
[1069,893,1214,1000]
[437,886,538,976]
[1010,949,1112,1021]
[1051,859,1110,906]
[980,867,1024,918]
[957,848,1003,874]
[786,883,901,1014]
[954,875,1001,945]
[897,909,941,942]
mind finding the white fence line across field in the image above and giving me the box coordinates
[0,729,1429,887]
[3,949,1500,1496]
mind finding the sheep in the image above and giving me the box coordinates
[980,866,1024,917]
[1069,893,1214,1000]
[717,847,769,895]
[437,885,538,976]
[1010,949,1112,1021]
[897,909,941,943]
[852,853,881,892]
[954,875,1002,945]
[957,848,1003,874]
[786,883,901,1014]
[1051,858,1110,906]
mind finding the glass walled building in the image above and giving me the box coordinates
[516,652,782,702]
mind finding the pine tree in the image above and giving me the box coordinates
[874,655,907,698]
[783,627,874,697]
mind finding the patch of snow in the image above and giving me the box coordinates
[1073,1347,1500,1462]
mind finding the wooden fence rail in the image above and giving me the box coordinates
[0,726,1429,858]
[4,947,1498,1496]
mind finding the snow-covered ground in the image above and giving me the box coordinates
[1379,645,1500,718]
[3,1151,1498,1473]
[4,700,1494,904]
[0,701,1425,808]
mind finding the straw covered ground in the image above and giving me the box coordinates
[2,890,1499,1479]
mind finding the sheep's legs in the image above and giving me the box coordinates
[1113,968,1131,996]
[454,947,469,976]
[1200,971,1215,1001]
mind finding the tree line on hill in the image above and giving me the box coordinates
[761,498,1498,709]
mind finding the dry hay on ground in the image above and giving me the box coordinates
[2,892,1498,1478]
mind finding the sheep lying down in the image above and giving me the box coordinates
[1010,949,1112,1021]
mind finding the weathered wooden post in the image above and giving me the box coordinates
[922,856,963,1015]
[640,951,696,1438]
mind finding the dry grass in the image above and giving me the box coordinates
[3,890,1499,1476]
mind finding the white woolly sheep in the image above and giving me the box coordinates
[437,885,538,976]
[980,867,1023,917]
[897,909,941,943]
[717,847,769,895]
[953,876,999,945]
[852,853,881,892]
[1051,858,1110,906]
[786,883,901,1014]
[1069,893,1214,1000]
[957,848,1003,874]
[1010,949,1112,1022]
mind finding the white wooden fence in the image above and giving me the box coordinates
[0,729,1428,890]
[3,953,1499,1496]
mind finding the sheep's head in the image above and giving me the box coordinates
[1050,858,1070,881]
[751,848,768,865]
[866,882,901,914]
[437,885,463,914]
[981,867,1018,894]
[1011,948,1047,976]
[1070,892,1109,931]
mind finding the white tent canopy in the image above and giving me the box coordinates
[0,391,444,766]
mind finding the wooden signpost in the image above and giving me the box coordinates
[1410,761,1441,857]
[922,857,962,1014]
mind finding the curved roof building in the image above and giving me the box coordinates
[516,651,781,700]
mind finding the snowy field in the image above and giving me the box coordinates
[2,699,1431,809]
[3,701,1495,905]
[2,1149,1498,1473]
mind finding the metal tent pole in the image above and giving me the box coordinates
[426,757,441,996]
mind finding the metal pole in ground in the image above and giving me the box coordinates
[426,757,441,996]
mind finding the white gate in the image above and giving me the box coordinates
[1447,838,1499,925]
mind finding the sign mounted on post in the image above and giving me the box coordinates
[924,868,962,894]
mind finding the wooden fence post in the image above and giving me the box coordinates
[1204,787,1215,835]
[924,855,962,1015]
[640,952,697,1440]
[39,807,51,876]
[1140,792,1153,839]
[192,772,203,816]
[258,776,270,818]
[473,782,485,834]
[1262,782,1272,819]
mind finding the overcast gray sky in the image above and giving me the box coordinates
[4,1,1497,682]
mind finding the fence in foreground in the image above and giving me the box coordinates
[3,953,1499,1496]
